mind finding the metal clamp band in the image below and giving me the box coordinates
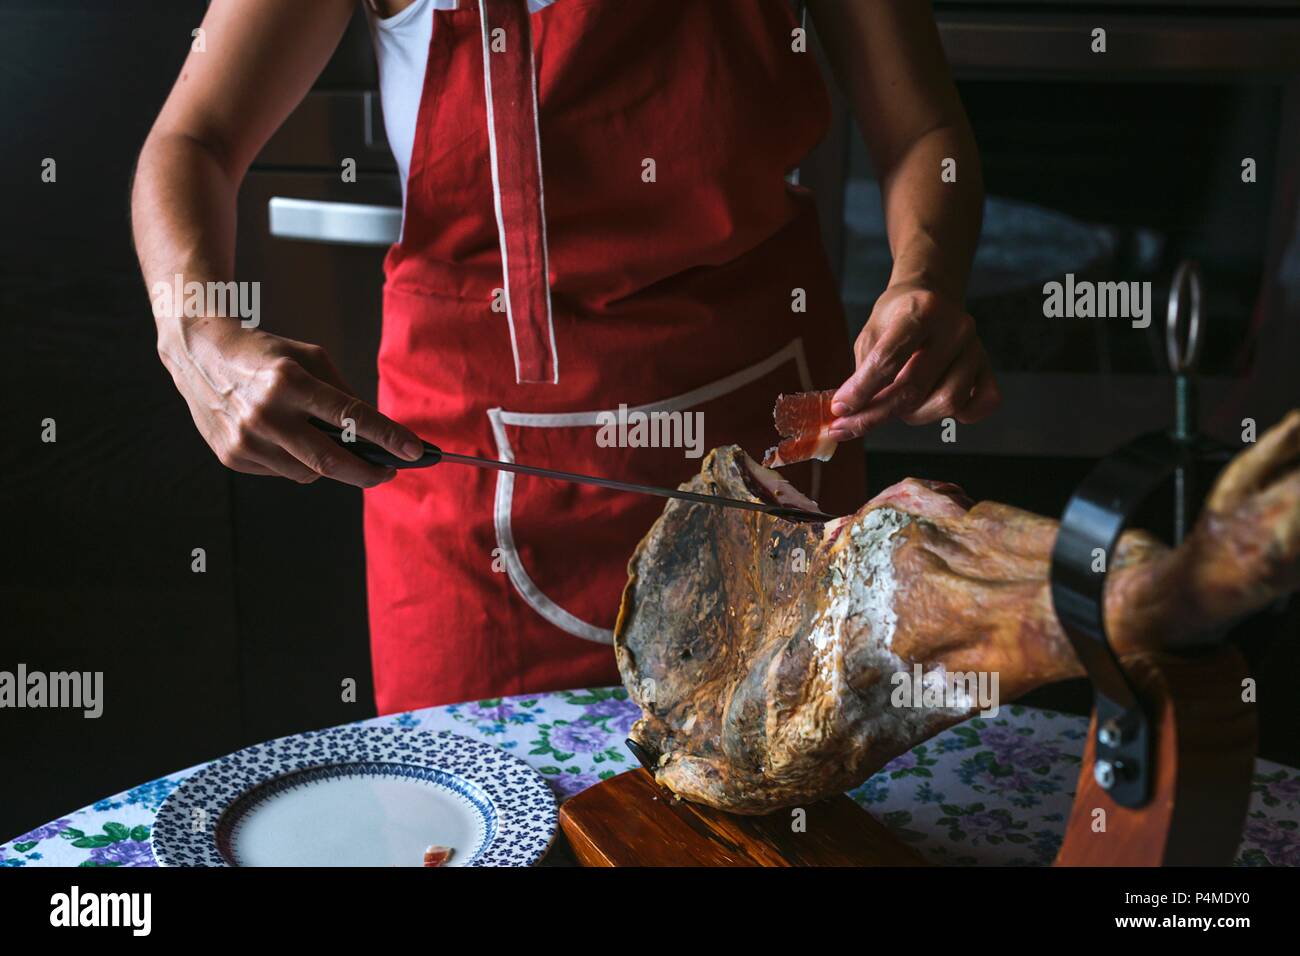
[1050,430,1193,808]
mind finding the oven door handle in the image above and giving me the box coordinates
[267,197,401,247]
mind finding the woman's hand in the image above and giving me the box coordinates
[806,0,995,440]
[159,317,422,487]
[828,284,1000,440]
[131,0,391,485]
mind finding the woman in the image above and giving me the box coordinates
[132,0,998,713]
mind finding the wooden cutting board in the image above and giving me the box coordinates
[558,768,926,866]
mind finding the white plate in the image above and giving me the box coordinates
[151,727,557,867]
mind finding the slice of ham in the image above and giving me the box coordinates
[762,389,838,468]
[423,845,454,867]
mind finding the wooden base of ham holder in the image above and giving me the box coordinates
[559,765,926,866]
[558,647,1255,867]
[1054,645,1256,866]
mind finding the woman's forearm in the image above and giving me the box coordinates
[807,0,983,302]
[876,121,983,303]
[131,130,241,354]
[131,0,355,353]
[131,123,419,486]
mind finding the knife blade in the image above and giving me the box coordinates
[311,419,834,523]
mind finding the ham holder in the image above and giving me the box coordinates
[564,294,1291,867]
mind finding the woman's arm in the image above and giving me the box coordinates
[806,0,1000,438]
[133,0,422,488]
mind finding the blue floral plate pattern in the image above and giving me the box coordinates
[150,727,556,867]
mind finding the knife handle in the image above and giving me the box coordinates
[310,418,442,470]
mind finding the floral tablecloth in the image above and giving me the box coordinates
[4,689,1298,867]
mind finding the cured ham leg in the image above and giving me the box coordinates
[615,412,1300,814]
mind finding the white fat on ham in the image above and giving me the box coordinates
[763,432,837,469]
[742,456,823,514]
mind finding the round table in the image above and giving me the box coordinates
[4,688,1298,867]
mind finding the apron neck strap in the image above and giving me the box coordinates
[478,0,558,385]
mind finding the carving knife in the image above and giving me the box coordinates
[311,420,833,523]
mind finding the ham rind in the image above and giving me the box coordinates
[762,389,838,468]
[867,478,974,518]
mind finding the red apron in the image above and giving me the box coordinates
[365,0,865,713]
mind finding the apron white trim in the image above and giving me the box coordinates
[477,0,521,380]
[496,338,814,427]
[488,408,614,644]
[527,26,559,383]
[478,0,558,385]
[487,338,817,644]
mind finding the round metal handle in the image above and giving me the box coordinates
[1166,260,1203,374]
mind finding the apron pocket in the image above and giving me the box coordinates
[487,337,822,644]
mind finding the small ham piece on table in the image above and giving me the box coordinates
[762,389,839,468]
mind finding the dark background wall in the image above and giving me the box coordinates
[1,0,377,841]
